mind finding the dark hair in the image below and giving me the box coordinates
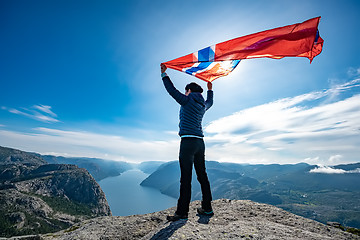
[185,82,203,93]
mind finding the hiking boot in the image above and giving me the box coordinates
[197,207,214,216]
[166,213,188,221]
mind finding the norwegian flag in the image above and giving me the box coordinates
[162,17,323,82]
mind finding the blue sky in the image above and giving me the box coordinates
[1,0,359,165]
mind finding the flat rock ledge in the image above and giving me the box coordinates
[13,199,360,240]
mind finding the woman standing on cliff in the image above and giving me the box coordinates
[160,63,214,221]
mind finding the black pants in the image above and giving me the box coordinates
[176,137,212,215]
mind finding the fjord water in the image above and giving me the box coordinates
[98,169,177,216]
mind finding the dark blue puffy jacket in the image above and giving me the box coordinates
[162,75,213,137]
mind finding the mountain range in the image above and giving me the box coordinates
[140,160,360,229]
[1,145,359,237]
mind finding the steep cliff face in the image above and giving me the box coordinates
[13,164,111,216]
[41,199,359,240]
[0,146,111,238]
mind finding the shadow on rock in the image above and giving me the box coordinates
[197,214,213,224]
[149,219,187,240]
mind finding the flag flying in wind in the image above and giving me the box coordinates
[162,17,324,82]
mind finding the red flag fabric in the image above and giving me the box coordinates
[163,17,324,82]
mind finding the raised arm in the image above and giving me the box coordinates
[161,64,188,105]
[205,81,213,111]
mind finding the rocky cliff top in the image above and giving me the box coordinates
[40,199,359,240]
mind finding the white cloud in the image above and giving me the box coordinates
[2,105,59,123]
[309,166,346,174]
[328,155,343,165]
[309,166,360,174]
[204,78,360,165]
[0,127,179,163]
[350,168,360,173]
[347,67,360,77]
[33,105,57,117]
